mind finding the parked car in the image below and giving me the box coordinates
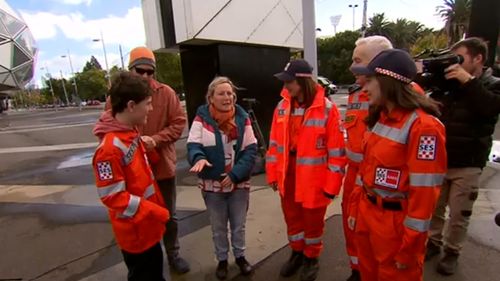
[317,76,338,96]
[87,100,101,106]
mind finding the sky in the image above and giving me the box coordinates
[6,0,446,87]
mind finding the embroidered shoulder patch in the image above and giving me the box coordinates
[344,115,356,123]
[375,167,401,189]
[417,135,436,160]
[97,161,113,181]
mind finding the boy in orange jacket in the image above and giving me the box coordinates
[92,72,169,281]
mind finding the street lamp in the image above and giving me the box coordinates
[61,50,80,109]
[92,31,111,86]
[348,4,359,31]
[40,65,57,110]
[59,70,70,106]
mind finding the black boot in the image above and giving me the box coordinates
[346,269,361,281]
[437,251,459,275]
[280,251,304,277]
[300,257,319,281]
[216,260,228,280]
[235,256,253,275]
[425,241,441,261]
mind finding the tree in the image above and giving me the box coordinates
[317,31,361,84]
[154,52,183,93]
[40,76,72,103]
[436,0,471,46]
[410,32,449,56]
[388,19,429,50]
[83,55,103,72]
[75,68,107,100]
[366,13,392,38]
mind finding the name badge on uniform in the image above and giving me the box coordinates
[417,135,436,160]
[375,167,401,189]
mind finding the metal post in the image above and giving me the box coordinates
[63,50,80,110]
[362,0,368,37]
[43,65,57,111]
[302,0,318,78]
[119,44,125,69]
[60,70,69,106]
[100,31,111,86]
[349,4,359,31]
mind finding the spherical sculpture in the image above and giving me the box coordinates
[0,0,37,91]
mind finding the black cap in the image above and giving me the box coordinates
[274,59,313,81]
[350,49,417,84]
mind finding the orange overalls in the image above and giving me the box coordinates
[351,108,446,281]
[342,88,369,269]
[266,86,346,258]
[93,130,169,254]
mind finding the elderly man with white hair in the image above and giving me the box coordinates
[342,35,393,281]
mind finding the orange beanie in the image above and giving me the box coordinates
[128,46,156,70]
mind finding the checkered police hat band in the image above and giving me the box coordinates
[375,67,412,84]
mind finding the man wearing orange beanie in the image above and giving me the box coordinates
[128,46,189,273]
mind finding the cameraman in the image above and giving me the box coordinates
[427,37,500,275]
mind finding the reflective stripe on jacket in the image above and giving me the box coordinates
[345,90,369,165]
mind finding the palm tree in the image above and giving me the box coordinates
[436,0,472,46]
[366,13,392,38]
[388,19,420,50]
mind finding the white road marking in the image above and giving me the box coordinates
[0,122,94,134]
[0,142,98,154]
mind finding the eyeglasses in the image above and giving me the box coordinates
[134,68,155,76]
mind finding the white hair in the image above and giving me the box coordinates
[355,35,393,60]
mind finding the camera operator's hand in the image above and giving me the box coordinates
[445,64,474,85]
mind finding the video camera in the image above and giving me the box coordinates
[414,49,464,92]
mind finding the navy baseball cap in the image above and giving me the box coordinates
[274,59,313,81]
[350,49,417,84]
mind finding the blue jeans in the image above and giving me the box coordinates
[202,189,250,261]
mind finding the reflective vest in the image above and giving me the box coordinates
[345,89,369,165]
[356,108,447,262]
[93,130,169,254]
[266,85,346,208]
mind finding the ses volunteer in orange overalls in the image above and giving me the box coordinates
[267,59,346,281]
[343,36,394,281]
[92,72,169,281]
[348,49,447,281]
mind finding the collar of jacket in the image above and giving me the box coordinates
[280,84,326,109]
[479,67,500,88]
[148,78,165,91]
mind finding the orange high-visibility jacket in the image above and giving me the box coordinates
[266,86,346,208]
[345,89,369,166]
[352,108,447,264]
[93,130,169,254]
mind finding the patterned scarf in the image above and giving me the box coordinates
[209,104,237,139]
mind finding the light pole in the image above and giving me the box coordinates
[40,65,57,110]
[330,15,342,35]
[92,31,111,86]
[302,0,318,78]
[348,4,359,31]
[61,50,80,109]
[59,70,70,106]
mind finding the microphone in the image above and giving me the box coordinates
[495,213,500,227]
